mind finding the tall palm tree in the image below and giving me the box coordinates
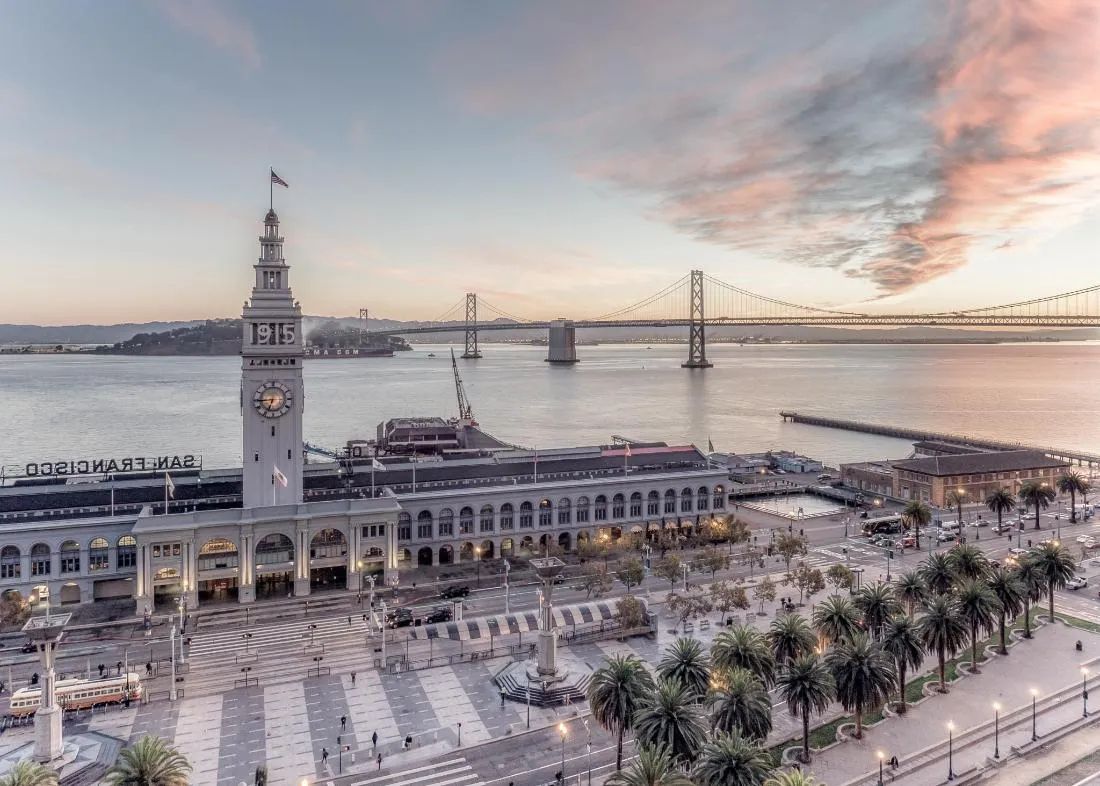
[0,761,59,786]
[881,615,925,714]
[708,667,773,741]
[902,500,932,549]
[812,596,861,646]
[1029,541,1077,622]
[945,488,968,529]
[946,544,990,582]
[1012,557,1046,639]
[633,679,709,766]
[106,735,191,786]
[657,637,711,702]
[606,743,694,786]
[694,732,772,786]
[826,633,895,739]
[777,652,835,764]
[768,613,816,666]
[896,571,928,618]
[985,488,1016,529]
[916,594,968,692]
[985,566,1026,654]
[1058,471,1089,523]
[854,583,900,639]
[920,552,956,595]
[711,625,777,688]
[588,654,657,770]
[1018,480,1057,530]
[764,771,819,786]
[954,579,1001,673]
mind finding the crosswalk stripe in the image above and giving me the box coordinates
[348,760,478,786]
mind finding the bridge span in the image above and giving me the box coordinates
[366,272,1100,367]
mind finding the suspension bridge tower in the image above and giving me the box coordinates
[682,269,712,368]
[461,293,482,359]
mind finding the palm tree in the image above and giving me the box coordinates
[764,771,819,786]
[711,625,777,688]
[588,654,656,771]
[1018,480,1057,530]
[954,579,1001,673]
[985,488,1016,529]
[657,637,711,702]
[985,566,1026,654]
[1058,471,1089,523]
[0,761,59,786]
[106,735,191,786]
[902,500,932,549]
[768,613,815,666]
[854,582,900,639]
[812,596,861,646]
[881,615,924,714]
[896,571,928,618]
[920,552,955,595]
[694,732,772,786]
[633,679,709,766]
[946,543,990,582]
[1012,557,1046,638]
[945,488,968,529]
[826,633,895,739]
[916,594,968,692]
[777,652,835,764]
[708,667,773,741]
[606,743,694,786]
[1029,541,1077,622]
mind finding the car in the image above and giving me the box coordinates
[385,607,414,628]
[1083,538,1098,550]
[1065,576,1089,590]
[1009,547,1029,557]
[20,640,36,654]
[1076,535,1096,545]
[937,531,958,543]
[425,606,453,624]
[440,585,470,599]
[990,523,1014,534]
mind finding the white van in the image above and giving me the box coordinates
[937,520,961,535]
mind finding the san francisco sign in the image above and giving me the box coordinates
[23,454,201,478]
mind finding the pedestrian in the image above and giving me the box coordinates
[377,753,383,771]
[322,747,328,765]
[347,616,352,626]
[341,714,347,732]
[116,660,122,675]
[98,664,105,677]
[351,671,357,686]
[890,755,899,769]
[372,730,378,750]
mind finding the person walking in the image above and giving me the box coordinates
[321,748,328,765]
[351,671,357,686]
[341,715,347,732]
[372,731,378,751]
[377,753,383,771]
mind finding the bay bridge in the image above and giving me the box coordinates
[367,271,1100,368]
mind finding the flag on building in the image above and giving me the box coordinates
[625,444,632,457]
[273,466,288,487]
[165,473,176,499]
[270,169,289,188]
[372,458,385,471]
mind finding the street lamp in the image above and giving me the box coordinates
[583,719,592,786]
[681,562,689,590]
[947,721,955,781]
[526,673,531,729]
[503,559,511,614]
[1030,688,1039,741]
[242,632,253,654]
[1082,667,1090,718]
[992,702,1001,759]
[877,750,885,786]
[475,546,481,587]
[558,722,567,783]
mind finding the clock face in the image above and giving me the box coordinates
[253,382,292,418]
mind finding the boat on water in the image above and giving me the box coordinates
[427,352,436,358]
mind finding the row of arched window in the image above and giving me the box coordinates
[0,536,137,579]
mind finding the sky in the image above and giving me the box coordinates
[1,0,1098,325]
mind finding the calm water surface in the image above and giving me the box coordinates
[1,343,1098,473]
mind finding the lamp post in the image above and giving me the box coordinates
[993,702,1001,759]
[367,574,376,611]
[947,721,955,781]
[503,559,511,614]
[1030,688,1038,741]
[525,673,531,729]
[176,588,188,664]
[242,632,253,655]
[1082,667,1090,718]
[558,722,567,783]
[642,544,651,599]
[583,719,592,786]
[169,624,178,702]
[475,546,481,587]
[681,562,689,590]
[877,751,885,786]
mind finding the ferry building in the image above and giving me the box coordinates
[0,208,727,613]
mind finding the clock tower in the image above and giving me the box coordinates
[241,208,304,508]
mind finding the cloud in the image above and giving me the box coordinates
[443,0,1100,295]
[155,0,261,70]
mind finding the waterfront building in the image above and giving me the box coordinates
[891,449,1069,507]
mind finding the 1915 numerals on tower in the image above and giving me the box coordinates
[251,322,296,346]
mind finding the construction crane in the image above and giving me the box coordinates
[451,348,477,426]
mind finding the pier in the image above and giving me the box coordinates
[779,411,1100,468]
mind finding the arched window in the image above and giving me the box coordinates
[0,546,20,579]
[60,540,80,574]
[311,528,348,559]
[664,489,677,514]
[594,495,608,521]
[697,485,710,511]
[480,505,495,533]
[557,498,571,525]
[31,543,51,577]
[647,490,660,516]
[681,487,694,513]
[417,510,434,539]
[713,485,726,509]
[538,499,552,527]
[89,537,110,572]
[500,503,514,530]
[256,533,295,566]
[117,535,137,569]
[612,494,625,519]
[438,508,454,536]
[630,492,643,517]
[459,507,475,535]
[576,496,590,523]
[519,501,534,529]
[398,512,412,541]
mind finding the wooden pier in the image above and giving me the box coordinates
[779,411,1100,468]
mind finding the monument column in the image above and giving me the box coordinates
[24,612,71,763]
[239,532,256,603]
[294,528,311,597]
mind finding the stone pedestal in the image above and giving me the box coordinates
[22,611,71,765]
[293,577,311,597]
[238,584,256,603]
[34,706,62,763]
[536,627,557,676]
[529,557,566,677]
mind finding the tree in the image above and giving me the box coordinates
[768,613,815,665]
[826,633,895,739]
[825,564,853,596]
[774,533,808,576]
[753,577,777,615]
[707,668,773,741]
[580,564,613,599]
[946,544,990,582]
[605,743,694,786]
[1029,541,1077,622]
[985,488,1016,529]
[588,654,656,771]
[954,579,1001,673]
[881,615,924,715]
[920,552,956,596]
[1058,471,1089,523]
[710,625,777,688]
[778,653,835,764]
[667,586,713,632]
[916,594,968,692]
[787,564,825,606]
[985,566,1026,654]
[764,772,819,786]
[694,732,772,786]
[0,761,59,786]
[945,488,968,529]
[654,555,683,590]
[895,570,928,618]
[712,581,750,621]
[0,593,30,627]
[634,679,709,766]
[106,735,192,786]
[618,594,648,629]
[812,596,861,646]
[902,500,932,549]
[656,638,711,702]
[1012,557,1046,639]
[1018,480,1057,530]
[697,545,732,580]
[854,582,900,639]
[617,558,645,592]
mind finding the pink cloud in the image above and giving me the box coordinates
[155,0,261,70]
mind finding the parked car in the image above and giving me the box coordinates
[425,606,453,624]
[440,585,470,600]
[990,523,1014,534]
[20,640,36,654]
[1076,535,1096,545]
[937,531,958,543]
[386,607,414,628]
[900,535,917,548]
[1065,575,1089,590]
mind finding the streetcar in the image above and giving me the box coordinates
[8,674,143,717]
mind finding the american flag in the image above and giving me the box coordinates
[270,169,289,188]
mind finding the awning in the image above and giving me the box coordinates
[407,601,619,641]
[665,521,679,529]
[630,525,643,534]
[648,522,661,531]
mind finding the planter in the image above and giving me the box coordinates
[922,680,947,698]
[780,746,809,766]
[836,722,860,743]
